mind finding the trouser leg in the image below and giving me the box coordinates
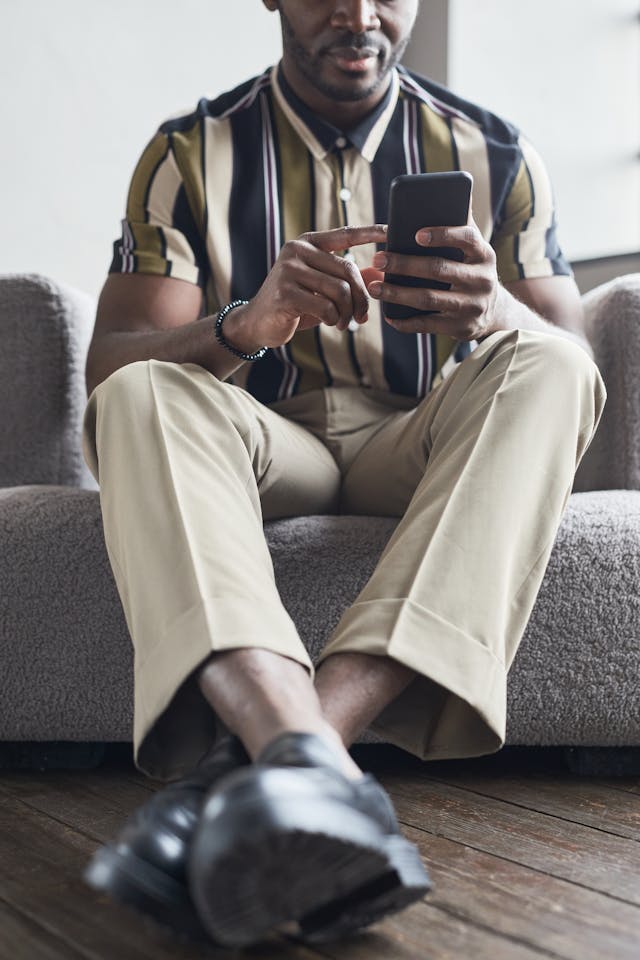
[319,330,606,760]
[82,360,340,779]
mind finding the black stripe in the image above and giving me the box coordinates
[514,233,523,280]
[244,350,285,405]
[157,227,171,276]
[446,117,460,170]
[314,327,333,386]
[228,98,269,301]
[370,99,420,397]
[171,177,208,288]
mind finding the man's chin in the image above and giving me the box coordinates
[311,68,388,104]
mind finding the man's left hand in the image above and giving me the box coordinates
[367,220,500,341]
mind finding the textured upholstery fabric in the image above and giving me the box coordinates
[0,273,96,489]
[0,487,638,747]
[0,273,639,750]
[574,274,640,492]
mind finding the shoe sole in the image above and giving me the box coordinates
[84,844,206,939]
[299,832,432,941]
[189,771,430,947]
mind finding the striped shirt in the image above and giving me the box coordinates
[110,64,571,404]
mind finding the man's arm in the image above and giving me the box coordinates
[86,274,246,396]
[86,225,387,396]
[498,275,591,357]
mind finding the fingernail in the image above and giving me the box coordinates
[416,230,432,244]
[368,281,383,297]
[372,252,387,269]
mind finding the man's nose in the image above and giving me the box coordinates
[330,0,381,34]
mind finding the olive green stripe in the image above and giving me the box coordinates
[170,122,206,235]
[494,158,534,282]
[419,103,458,372]
[129,222,165,270]
[419,103,457,173]
[126,133,170,223]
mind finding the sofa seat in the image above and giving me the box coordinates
[1,485,638,748]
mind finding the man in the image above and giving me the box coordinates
[82,0,605,948]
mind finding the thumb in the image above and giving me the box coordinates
[360,266,385,291]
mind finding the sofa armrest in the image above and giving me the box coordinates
[573,273,640,492]
[0,273,97,489]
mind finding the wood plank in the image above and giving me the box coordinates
[383,775,640,905]
[401,825,640,960]
[422,773,640,841]
[0,898,87,960]
[0,791,318,960]
[0,772,560,960]
[0,770,155,845]
[297,900,556,960]
[599,778,640,797]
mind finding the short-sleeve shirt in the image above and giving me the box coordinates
[110,64,571,404]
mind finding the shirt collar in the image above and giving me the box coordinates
[272,63,399,162]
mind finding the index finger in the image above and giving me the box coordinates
[303,224,387,253]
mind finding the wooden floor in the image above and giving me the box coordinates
[0,746,638,960]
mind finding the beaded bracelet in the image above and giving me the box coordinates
[214,300,268,361]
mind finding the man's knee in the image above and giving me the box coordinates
[487,329,602,399]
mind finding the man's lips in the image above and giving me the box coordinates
[326,45,381,72]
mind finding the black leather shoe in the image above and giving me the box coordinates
[83,735,249,936]
[188,732,431,947]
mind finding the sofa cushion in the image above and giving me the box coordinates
[0,486,638,748]
[0,274,96,489]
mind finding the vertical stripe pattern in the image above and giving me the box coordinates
[110,64,571,404]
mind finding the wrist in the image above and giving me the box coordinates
[215,301,267,361]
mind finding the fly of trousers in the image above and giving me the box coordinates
[82,329,606,781]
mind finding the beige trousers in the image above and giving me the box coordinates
[83,330,605,780]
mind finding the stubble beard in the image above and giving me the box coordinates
[280,12,410,103]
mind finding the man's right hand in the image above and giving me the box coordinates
[224,225,387,354]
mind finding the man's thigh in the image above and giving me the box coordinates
[243,383,342,520]
[84,361,342,522]
[338,392,436,517]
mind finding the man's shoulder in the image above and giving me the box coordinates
[158,68,273,136]
[398,67,521,146]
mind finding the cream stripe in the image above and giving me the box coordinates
[450,117,494,241]
[342,148,387,391]
[271,66,327,160]
[313,156,357,386]
[203,117,233,309]
[361,70,400,163]
[518,137,555,278]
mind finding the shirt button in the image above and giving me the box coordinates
[335,136,347,149]
[339,187,352,202]
[348,318,359,332]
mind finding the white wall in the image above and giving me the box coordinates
[1,0,282,298]
[446,0,640,262]
[3,2,638,298]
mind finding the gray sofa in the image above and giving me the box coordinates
[1,273,639,766]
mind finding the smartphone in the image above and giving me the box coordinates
[383,171,473,320]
